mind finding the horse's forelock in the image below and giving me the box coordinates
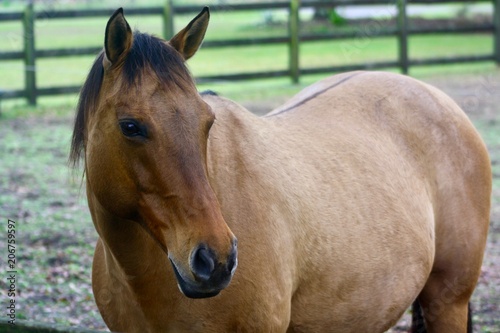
[123,32,194,92]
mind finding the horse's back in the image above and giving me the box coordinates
[268,71,476,143]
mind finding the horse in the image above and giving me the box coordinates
[70,7,491,333]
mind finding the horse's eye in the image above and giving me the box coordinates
[119,120,145,137]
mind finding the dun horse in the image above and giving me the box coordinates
[70,7,491,333]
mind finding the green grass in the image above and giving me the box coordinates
[0,113,105,328]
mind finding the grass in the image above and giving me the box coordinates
[0,114,104,328]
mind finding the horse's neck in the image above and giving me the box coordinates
[89,191,170,331]
[204,95,290,212]
[87,186,166,279]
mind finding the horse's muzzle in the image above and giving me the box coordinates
[170,239,238,299]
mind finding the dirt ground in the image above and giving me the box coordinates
[0,69,499,332]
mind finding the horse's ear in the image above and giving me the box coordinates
[169,7,209,60]
[104,8,133,68]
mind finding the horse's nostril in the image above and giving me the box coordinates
[191,246,216,282]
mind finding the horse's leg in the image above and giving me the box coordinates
[411,299,474,333]
[415,189,487,333]
[467,303,473,332]
[410,300,426,333]
[415,269,476,333]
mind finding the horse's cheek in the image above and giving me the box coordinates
[86,141,138,218]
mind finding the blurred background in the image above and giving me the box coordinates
[0,0,499,332]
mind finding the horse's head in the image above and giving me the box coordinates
[72,7,237,299]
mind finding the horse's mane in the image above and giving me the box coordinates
[69,32,194,167]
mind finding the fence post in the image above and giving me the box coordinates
[396,0,408,75]
[494,0,500,64]
[163,0,175,40]
[23,0,37,105]
[289,0,300,84]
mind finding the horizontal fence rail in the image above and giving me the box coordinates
[0,0,498,105]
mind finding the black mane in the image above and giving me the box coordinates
[70,32,193,166]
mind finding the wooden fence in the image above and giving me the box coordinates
[0,0,499,105]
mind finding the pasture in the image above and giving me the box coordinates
[0,1,499,332]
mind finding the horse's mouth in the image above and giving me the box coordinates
[169,259,223,299]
